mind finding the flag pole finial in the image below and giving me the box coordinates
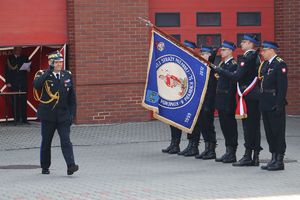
[138,17,153,27]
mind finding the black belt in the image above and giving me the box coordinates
[216,89,229,94]
[264,89,276,93]
[260,88,276,95]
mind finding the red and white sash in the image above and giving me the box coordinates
[235,77,258,119]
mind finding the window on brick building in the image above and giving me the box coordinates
[170,34,181,41]
[237,33,261,47]
[197,34,221,48]
[237,12,261,26]
[197,12,221,26]
[155,13,180,27]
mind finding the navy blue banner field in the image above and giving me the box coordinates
[142,28,210,132]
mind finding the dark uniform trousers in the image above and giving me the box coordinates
[5,55,29,122]
[242,98,261,151]
[262,110,286,153]
[188,65,217,144]
[189,109,216,143]
[219,111,238,147]
[41,120,75,169]
[259,57,288,154]
[34,69,76,169]
[187,49,218,144]
[170,125,182,139]
[215,59,238,148]
[169,111,216,145]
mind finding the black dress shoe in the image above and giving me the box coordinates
[202,143,216,160]
[202,150,216,160]
[267,153,284,171]
[42,168,50,174]
[67,164,79,175]
[184,146,199,157]
[232,156,254,166]
[168,146,180,154]
[261,153,277,170]
[195,149,208,159]
[222,153,236,163]
[215,152,228,162]
[162,144,172,153]
[232,149,254,167]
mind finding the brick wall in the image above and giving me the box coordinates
[275,0,300,115]
[67,0,300,124]
[67,0,151,124]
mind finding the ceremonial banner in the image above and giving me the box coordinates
[142,28,210,132]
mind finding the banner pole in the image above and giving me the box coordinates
[137,17,216,69]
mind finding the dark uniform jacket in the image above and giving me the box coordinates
[202,49,218,111]
[202,69,217,111]
[215,58,238,112]
[5,54,29,90]
[33,69,76,122]
[218,50,261,100]
[259,56,288,111]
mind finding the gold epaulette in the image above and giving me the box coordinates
[34,70,45,79]
[276,57,284,62]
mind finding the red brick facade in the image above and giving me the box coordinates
[67,0,151,124]
[67,1,300,124]
[275,0,300,115]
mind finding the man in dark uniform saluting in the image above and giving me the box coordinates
[215,34,262,166]
[190,45,218,159]
[33,51,79,175]
[259,41,288,171]
[215,41,239,163]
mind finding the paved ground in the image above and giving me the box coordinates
[0,117,300,200]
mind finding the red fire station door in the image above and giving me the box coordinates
[0,0,67,121]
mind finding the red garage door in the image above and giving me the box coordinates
[149,0,274,60]
[0,0,67,121]
[0,0,67,46]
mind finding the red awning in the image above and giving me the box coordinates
[0,0,67,47]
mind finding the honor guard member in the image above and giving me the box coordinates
[215,34,262,166]
[189,45,217,159]
[215,41,239,163]
[33,51,79,175]
[162,40,197,154]
[259,41,288,171]
[178,45,218,158]
[5,47,29,124]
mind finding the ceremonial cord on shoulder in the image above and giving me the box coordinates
[33,71,60,110]
[257,61,266,80]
